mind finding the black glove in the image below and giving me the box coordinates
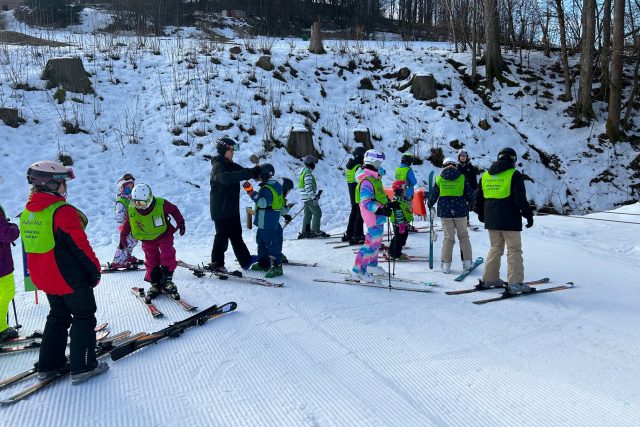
[93,273,101,288]
[179,223,186,236]
[250,166,261,179]
[375,206,392,217]
[283,214,292,224]
[478,214,484,223]
[388,201,400,209]
[525,216,534,228]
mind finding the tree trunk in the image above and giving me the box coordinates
[555,0,572,100]
[444,0,458,52]
[622,40,640,127]
[484,0,505,86]
[308,21,326,54]
[471,0,478,83]
[600,0,612,100]
[577,0,596,120]
[606,0,625,139]
[541,5,551,57]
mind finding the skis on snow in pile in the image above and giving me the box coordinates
[446,277,550,295]
[453,257,484,282]
[0,330,110,355]
[131,288,164,318]
[100,263,145,273]
[314,277,433,293]
[110,301,237,361]
[0,331,137,404]
[177,260,284,288]
[472,282,575,305]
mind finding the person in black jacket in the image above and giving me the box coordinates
[210,137,260,273]
[457,149,478,227]
[474,147,534,295]
[342,146,366,244]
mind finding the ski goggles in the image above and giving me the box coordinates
[120,173,135,181]
[131,199,149,209]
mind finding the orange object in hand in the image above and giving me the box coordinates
[242,181,253,192]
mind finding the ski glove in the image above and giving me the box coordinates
[242,181,253,192]
[375,206,392,217]
[525,216,534,228]
[250,166,261,180]
[179,223,186,236]
[283,214,293,224]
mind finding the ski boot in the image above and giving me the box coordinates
[161,267,180,300]
[341,234,351,242]
[368,265,386,276]
[145,283,162,303]
[504,282,536,296]
[127,255,144,266]
[106,261,133,270]
[265,263,283,278]
[475,279,505,290]
[250,262,268,271]
[38,363,68,381]
[0,326,19,342]
[350,269,375,283]
[71,361,109,385]
[462,259,474,272]
[441,262,451,274]
[312,231,330,238]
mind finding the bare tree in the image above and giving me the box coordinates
[484,0,506,85]
[554,0,573,100]
[600,0,612,100]
[577,0,596,120]
[606,0,625,139]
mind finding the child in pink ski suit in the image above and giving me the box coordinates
[120,184,185,301]
[110,173,141,269]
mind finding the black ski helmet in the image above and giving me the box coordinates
[216,137,239,156]
[401,153,414,166]
[303,155,318,168]
[281,178,294,195]
[352,146,367,161]
[497,147,517,163]
[259,163,275,181]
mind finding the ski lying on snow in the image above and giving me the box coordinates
[472,283,574,305]
[446,277,550,295]
[0,332,138,405]
[131,287,163,318]
[332,270,435,287]
[110,301,237,361]
[1,331,44,346]
[161,294,197,311]
[314,278,433,293]
[178,260,284,288]
[100,264,145,273]
[453,257,484,282]
[283,260,318,267]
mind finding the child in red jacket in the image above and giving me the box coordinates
[120,183,185,302]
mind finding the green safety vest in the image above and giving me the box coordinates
[395,166,410,181]
[128,198,167,241]
[355,176,389,205]
[482,169,516,199]
[20,201,67,254]
[260,184,284,211]
[298,168,316,190]
[116,196,130,211]
[345,163,361,184]
[391,199,414,223]
[436,174,465,197]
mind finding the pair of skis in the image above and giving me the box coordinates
[0,330,137,405]
[319,270,435,293]
[447,277,575,304]
[177,260,284,288]
[131,287,197,318]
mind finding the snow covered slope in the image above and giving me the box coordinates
[0,10,639,426]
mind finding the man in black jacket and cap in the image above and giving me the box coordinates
[342,146,367,244]
[474,147,535,295]
[210,137,261,272]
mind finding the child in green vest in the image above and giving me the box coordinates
[243,164,285,278]
[108,173,141,270]
[388,180,414,260]
[120,183,185,302]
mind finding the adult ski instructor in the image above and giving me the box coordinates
[209,137,261,273]
[474,147,534,295]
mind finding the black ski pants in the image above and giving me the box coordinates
[389,225,409,258]
[211,215,252,268]
[345,183,364,239]
[39,286,97,375]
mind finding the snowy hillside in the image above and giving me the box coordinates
[0,9,639,426]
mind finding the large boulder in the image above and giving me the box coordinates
[41,57,92,94]
[287,124,320,159]
[0,107,20,127]
[256,56,274,71]
[410,74,437,100]
[353,127,373,150]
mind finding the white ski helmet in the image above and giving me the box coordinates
[131,183,153,209]
[442,157,457,167]
[363,149,385,170]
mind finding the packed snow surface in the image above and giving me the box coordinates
[0,9,639,427]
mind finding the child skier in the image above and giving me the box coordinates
[351,149,396,282]
[0,204,20,342]
[298,155,329,238]
[108,173,141,270]
[243,164,285,278]
[278,177,294,264]
[120,183,185,301]
[395,153,418,201]
[427,157,474,274]
[388,180,414,260]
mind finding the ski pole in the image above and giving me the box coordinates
[386,218,391,290]
[11,299,21,330]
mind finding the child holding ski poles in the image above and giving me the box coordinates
[351,150,397,282]
[107,173,142,270]
[0,203,20,342]
[387,180,414,260]
[120,183,185,302]
[243,164,285,278]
